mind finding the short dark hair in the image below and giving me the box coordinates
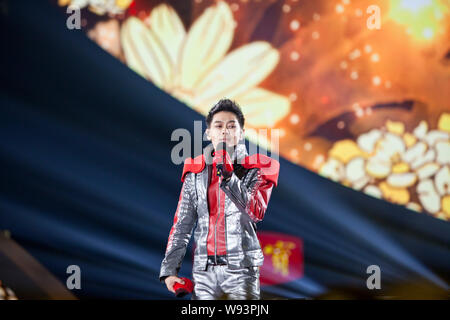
[206,99,245,128]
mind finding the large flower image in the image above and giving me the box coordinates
[120,1,290,150]
[319,113,450,220]
[55,0,450,222]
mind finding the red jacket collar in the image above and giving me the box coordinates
[181,153,279,187]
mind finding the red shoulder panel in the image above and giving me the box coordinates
[241,154,280,187]
[181,154,205,182]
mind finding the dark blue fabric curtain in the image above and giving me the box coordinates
[1,0,448,299]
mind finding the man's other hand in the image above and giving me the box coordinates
[164,276,185,293]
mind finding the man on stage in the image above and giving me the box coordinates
[159,99,280,299]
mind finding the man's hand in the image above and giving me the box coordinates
[164,276,185,293]
[213,142,234,180]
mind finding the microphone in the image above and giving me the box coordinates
[214,142,234,177]
[172,277,194,298]
[216,142,226,176]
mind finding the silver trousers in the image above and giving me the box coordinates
[192,265,260,300]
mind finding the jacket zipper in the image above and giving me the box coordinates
[214,173,221,264]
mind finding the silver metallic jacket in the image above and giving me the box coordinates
[159,143,279,282]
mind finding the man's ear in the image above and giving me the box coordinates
[205,128,211,140]
[240,128,245,140]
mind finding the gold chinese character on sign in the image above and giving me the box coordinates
[263,240,296,276]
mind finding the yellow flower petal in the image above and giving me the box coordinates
[346,157,370,190]
[88,5,107,15]
[379,182,410,204]
[413,120,428,139]
[342,180,351,187]
[406,202,422,212]
[424,130,449,147]
[403,133,417,148]
[345,157,366,182]
[386,119,405,135]
[437,113,450,133]
[366,155,391,179]
[319,158,344,181]
[357,129,382,154]
[179,1,235,91]
[345,157,370,190]
[147,4,186,72]
[193,41,280,106]
[436,141,450,165]
[434,212,449,221]
[71,0,89,8]
[121,17,173,88]
[353,176,371,190]
[233,88,290,127]
[115,0,133,10]
[411,149,435,169]
[387,172,417,188]
[402,142,427,163]
[417,179,441,213]
[364,185,382,198]
[435,166,450,196]
[416,163,440,180]
[392,162,410,173]
[329,140,364,164]
[375,133,405,161]
[442,195,450,216]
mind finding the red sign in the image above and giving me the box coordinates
[257,231,304,286]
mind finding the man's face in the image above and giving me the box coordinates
[206,111,244,150]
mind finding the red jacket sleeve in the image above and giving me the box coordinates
[245,173,274,222]
[221,165,278,223]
